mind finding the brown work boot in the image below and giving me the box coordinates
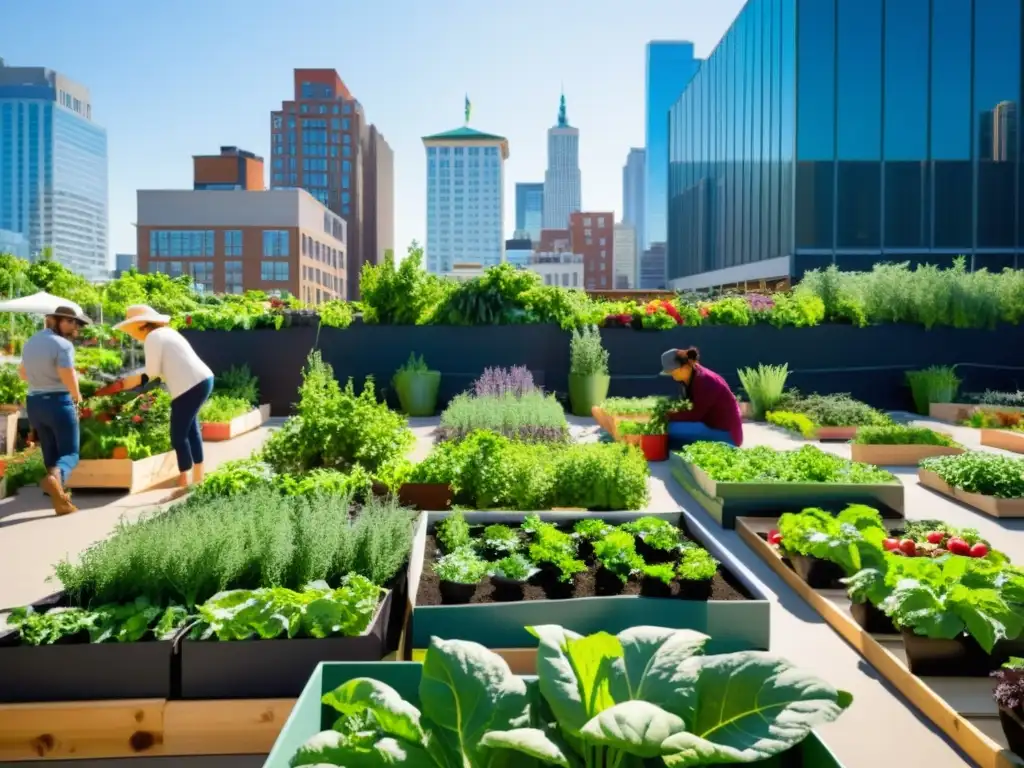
[41,474,77,516]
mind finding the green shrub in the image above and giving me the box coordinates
[737,363,789,419]
[853,425,958,447]
[906,366,961,414]
[766,411,817,438]
[569,325,609,376]
[778,392,891,427]
[437,391,568,443]
[0,362,27,405]
[213,365,259,405]
[199,395,252,423]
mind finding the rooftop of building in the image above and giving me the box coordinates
[422,125,509,159]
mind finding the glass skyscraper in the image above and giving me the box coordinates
[668,0,1022,288]
[645,42,700,251]
[0,60,108,280]
[515,182,544,242]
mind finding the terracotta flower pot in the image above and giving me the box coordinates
[639,434,669,461]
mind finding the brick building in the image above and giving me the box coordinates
[569,211,614,289]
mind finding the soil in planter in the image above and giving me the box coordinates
[417,534,751,606]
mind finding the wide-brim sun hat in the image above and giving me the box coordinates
[113,304,171,331]
[47,305,92,326]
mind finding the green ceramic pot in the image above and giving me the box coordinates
[393,370,441,416]
[568,373,610,417]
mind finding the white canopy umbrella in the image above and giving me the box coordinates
[0,292,84,316]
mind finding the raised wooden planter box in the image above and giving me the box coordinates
[929,402,1024,424]
[850,442,964,466]
[200,404,269,441]
[671,452,905,529]
[815,426,859,441]
[261,661,848,768]
[738,516,1024,768]
[407,510,772,665]
[590,406,652,441]
[66,451,180,493]
[918,468,1024,519]
[980,428,1024,454]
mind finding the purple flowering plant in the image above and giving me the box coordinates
[472,366,537,398]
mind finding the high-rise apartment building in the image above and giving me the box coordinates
[622,148,646,257]
[114,252,136,276]
[645,42,700,251]
[543,95,581,228]
[0,57,108,280]
[515,182,544,242]
[423,124,508,275]
[270,69,393,299]
[640,243,667,289]
[569,211,614,289]
[613,223,638,289]
[667,0,1024,289]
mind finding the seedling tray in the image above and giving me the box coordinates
[981,429,1024,455]
[261,660,848,768]
[200,404,270,441]
[919,468,1024,519]
[407,511,771,667]
[0,592,172,703]
[738,516,1024,768]
[177,589,393,699]
[670,453,905,529]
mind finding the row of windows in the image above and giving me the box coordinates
[271,101,353,122]
[273,144,352,158]
[426,146,500,157]
[273,130,351,145]
[301,233,344,269]
[541,271,581,287]
[303,264,342,293]
[150,230,215,257]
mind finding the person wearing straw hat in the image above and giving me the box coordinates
[109,305,214,495]
[18,305,93,515]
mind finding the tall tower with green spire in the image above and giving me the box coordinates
[544,90,581,228]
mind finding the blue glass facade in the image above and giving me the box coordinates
[668,0,1023,285]
[515,182,544,242]
[646,42,700,252]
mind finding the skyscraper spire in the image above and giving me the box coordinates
[558,90,568,128]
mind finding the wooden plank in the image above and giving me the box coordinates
[737,517,1023,768]
[162,699,293,756]
[66,452,179,493]
[919,468,1024,519]
[850,443,964,466]
[981,429,1024,455]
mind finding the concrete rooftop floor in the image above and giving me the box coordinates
[3,412,1023,767]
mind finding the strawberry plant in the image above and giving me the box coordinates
[78,389,171,459]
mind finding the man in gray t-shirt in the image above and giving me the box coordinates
[20,305,90,515]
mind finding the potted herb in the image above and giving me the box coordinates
[617,418,669,460]
[572,518,612,561]
[621,516,680,563]
[567,325,610,417]
[592,529,641,595]
[432,548,487,605]
[0,363,27,412]
[677,546,719,600]
[737,363,790,420]
[993,658,1024,758]
[906,365,961,416]
[392,352,441,417]
[640,562,675,597]
[479,524,520,560]
[399,446,459,511]
[527,525,585,598]
[435,512,471,554]
[488,553,537,602]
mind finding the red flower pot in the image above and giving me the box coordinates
[639,434,669,462]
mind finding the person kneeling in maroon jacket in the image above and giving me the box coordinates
[659,347,743,449]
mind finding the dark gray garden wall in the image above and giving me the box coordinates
[182,323,1024,416]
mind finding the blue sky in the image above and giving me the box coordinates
[1,0,744,262]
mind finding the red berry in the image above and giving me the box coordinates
[899,539,918,556]
[767,530,783,546]
[926,531,945,544]
[946,537,971,556]
[969,543,989,558]
[883,538,900,551]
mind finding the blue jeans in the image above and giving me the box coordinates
[668,421,736,450]
[26,392,80,485]
[170,377,213,472]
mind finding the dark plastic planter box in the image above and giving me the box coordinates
[177,590,392,699]
[670,453,905,529]
[849,600,896,635]
[262,661,848,768]
[901,629,1024,677]
[788,554,846,589]
[999,706,1024,759]
[0,592,173,703]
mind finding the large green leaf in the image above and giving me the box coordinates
[419,636,531,764]
[289,729,434,766]
[321,678,425,744]
[578,700,686,758]
[947,584,1024,653]
[615,626,708,713]
[479,728,571,766]
[660,652,852,766]
[881,580,964,639]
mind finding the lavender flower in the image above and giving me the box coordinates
[472,366,537,398]
[747,293,776,313]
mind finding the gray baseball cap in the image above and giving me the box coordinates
[659,349,681,376]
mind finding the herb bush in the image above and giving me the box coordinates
[777,391,891,428]
[3,448,46,493]
[921,452,1024,498]
[906,366,960,414]
[965,389,1024,407]
[0,362,27,405]
[260,351,413,474]
[199,394,252,423]
[966,409,1024,430]
[292,625,851,767]
[213,364,259,405]
[766,410,817,438]
[737,363,789,419]
[852,424,959,446]
[601,396,660,415]
[472,365,536,397]
[78,389,172,459]
[679,442,896,484]
[436,391,568,444]
[74,347,123,376]
[569,324,609,376]
[53,487,415,608]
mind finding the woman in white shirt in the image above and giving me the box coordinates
[112,305,214,494]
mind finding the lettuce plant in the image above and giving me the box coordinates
[776,505,889,576]
[592,530,642,583]
[290,624,852,767]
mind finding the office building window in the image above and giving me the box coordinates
[262,230,290,257]
[261,261,290,282]
[150,230,215,257]
[224,230,243,257]
[224,260,243,294]
[186,261,215,293]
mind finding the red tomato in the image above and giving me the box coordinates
[767,530,783,546]
[899,539,917,556]
[131,414,143,424]
[926,531,945,544]
[946,538,971,556]
[883,538,900,551]
[969,543,989,558]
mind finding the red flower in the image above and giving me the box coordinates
[645,300,682,325]
[185,315,193,326]
[699,306,710,318]
[80,407,92,419]
[131,414,143,424]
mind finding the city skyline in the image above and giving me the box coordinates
[0,0,744,266]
